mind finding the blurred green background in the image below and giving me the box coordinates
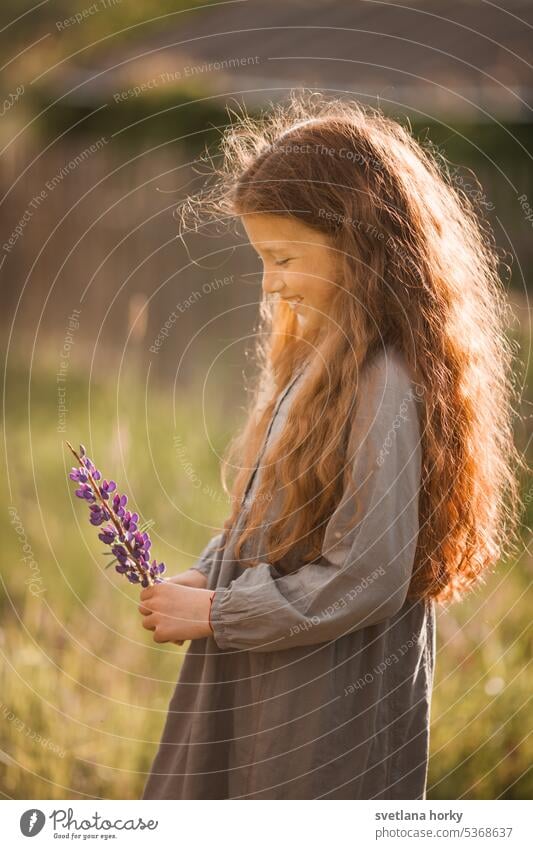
[0,0,531,800]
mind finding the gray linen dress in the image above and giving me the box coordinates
[142,346,436,800]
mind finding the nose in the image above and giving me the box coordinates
[261,269,285,297]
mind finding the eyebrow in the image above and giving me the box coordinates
[254,245,293,256]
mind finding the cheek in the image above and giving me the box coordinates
[292,253,337,305]
[292,270,310,289]
[306,276,335,308]
[285,269,310,298]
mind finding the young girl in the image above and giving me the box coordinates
[138,93,519,800]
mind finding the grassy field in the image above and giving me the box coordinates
[1,341,531,800]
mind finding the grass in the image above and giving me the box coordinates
[1,360,235,799]
[0,345,531,800]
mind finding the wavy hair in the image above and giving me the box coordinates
[178,91,521,604]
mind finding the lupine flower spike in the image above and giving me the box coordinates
[66,441,166,588]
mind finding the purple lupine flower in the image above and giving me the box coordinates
[83,456,101,481]
[69,467,89,483]
[149,559,167,579]
[89,504,109,526]
[98,525,116,545]
[122,510,138,533]
[111,544,129,564]
[99,479,117,500]
[66,441,166,588]
[148,560,166,583]
[131,530,151,560]
[75,483,96,502]
[112,493,128,518]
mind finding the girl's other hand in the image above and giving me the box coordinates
[166,570,208,643]
[138,582,213,645]
[168,569,208,590]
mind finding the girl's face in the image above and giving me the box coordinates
[241,213,340,333]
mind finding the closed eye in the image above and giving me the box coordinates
[275,258,293,266]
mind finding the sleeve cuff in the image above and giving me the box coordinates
[190,559,212,577]
[209,563,286,651]
[209,586,237,650]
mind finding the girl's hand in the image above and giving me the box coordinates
[138,582,213,645]
[167,568,208,590]
[165,573,208,642]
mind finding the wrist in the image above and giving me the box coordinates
[208,590,216,637]
[168,569,208,589]
[194,587,216,639]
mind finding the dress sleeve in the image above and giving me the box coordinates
[189,531,225,578]
[209,351,422,652]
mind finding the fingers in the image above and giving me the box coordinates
[138,585,186,646]
[152,631,169,644]
[141,618,184,644]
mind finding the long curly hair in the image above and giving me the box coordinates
[178,91,521,604]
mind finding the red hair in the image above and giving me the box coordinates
[178,92,522,604]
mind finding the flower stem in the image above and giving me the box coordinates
[66,441,159,586]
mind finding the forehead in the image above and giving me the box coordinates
[241,213,328,252]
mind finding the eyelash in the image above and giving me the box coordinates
[254,255,293,266]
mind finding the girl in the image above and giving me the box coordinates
[139,93,520,800]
